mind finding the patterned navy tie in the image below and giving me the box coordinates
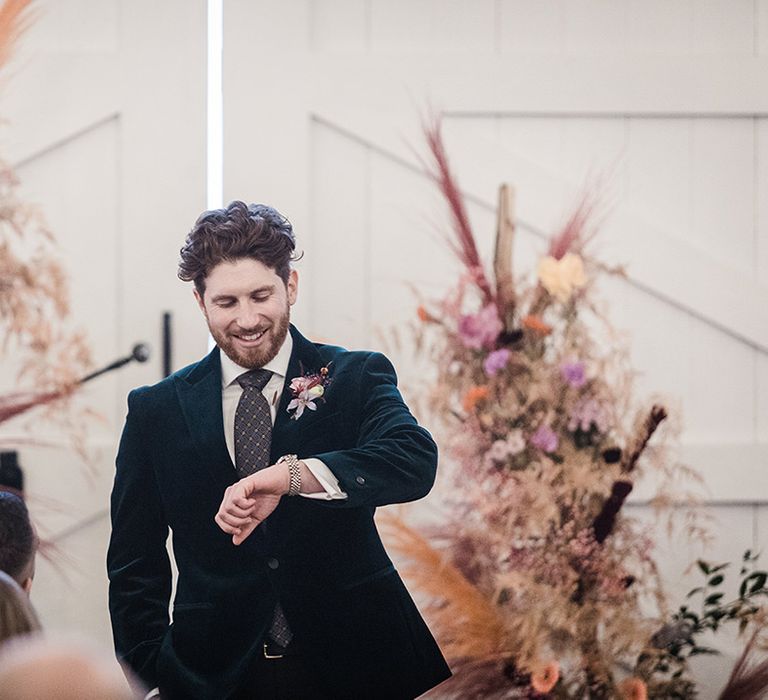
[234,369,293,647]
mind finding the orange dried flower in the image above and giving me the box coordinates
[618,677,647,700]
[530,660,559,693]
[417,305,434,323]
[462,385,489,413]
[522,314,552,336]
[531,661,560,693]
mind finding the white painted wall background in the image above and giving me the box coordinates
[2,1,767,697]
[0,0,207,665]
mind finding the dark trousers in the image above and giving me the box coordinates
[229,647,332,700]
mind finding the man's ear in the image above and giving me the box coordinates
[287,269,299,306]
[21,576,32,595]
[193,288,206,315]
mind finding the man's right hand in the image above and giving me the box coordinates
[214,464,289,545]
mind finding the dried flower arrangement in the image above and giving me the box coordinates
[380,121,768,699]
[0,0,92,457]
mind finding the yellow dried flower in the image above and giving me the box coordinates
[537,252,587,303]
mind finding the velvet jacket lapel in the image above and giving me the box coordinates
[270,325,325,462]
[174,347,235,479]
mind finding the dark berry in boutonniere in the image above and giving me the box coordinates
[287,363,333,420]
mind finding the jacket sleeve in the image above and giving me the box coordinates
[106,389,171,690]
[308,352,438,508]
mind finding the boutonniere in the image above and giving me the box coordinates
[287,363,333,420]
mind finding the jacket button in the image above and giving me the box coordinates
[267,558,279,570]
[355,476,365,485]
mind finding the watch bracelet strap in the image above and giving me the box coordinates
[280,454,302,496]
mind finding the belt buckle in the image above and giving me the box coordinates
[263,642,285,660]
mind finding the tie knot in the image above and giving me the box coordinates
[237,369,272,391]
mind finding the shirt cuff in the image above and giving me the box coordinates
[145,690,160,699]
[301,458,348,500]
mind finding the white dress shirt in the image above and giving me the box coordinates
[220,332,347,500]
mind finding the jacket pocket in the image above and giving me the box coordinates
[337,564,395,591]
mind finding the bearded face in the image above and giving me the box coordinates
[195,258,297,369]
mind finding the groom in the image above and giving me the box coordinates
[107,201,450,699]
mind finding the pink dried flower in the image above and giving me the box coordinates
[560,360,587,388]
[458,303,502,350]
[483,348,511,376]
[506,429,526,455]
[568,396,612,433]
[530,425,559,453]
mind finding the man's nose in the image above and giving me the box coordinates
[236,303,261,329]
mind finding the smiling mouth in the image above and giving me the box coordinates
[233,329,268,342]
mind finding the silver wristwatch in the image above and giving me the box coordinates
[277,454,302,496]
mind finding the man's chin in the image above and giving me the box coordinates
[217,329,287,369]
[221,344,275,369]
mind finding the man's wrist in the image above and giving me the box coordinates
[276,454,302,496]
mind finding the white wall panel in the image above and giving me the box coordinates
[369,152,457,304]
[229,0,310,52]
[758,352,768,441]
[626,0,692,54]
[32,511,113,633]
[369,0,496,52]
[560,117,628,197]
[598,273,755,444]
[310,0,369,52]
[626,117,690,239]
[758,118,768,284]
[15,119,121,433]
[309,122,370,348]
[498,115,563,177]
[692,0,755,55]
[759,0,768,56]
[691,118,755,276]
[20,0,118,52]
[679,314,756,442]
[498,0,564,54]
[562,1,628,55]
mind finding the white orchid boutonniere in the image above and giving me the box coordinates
[287,363,332,420]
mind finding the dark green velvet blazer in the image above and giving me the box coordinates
[107,325,451,699]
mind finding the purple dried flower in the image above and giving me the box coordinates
[530,425,559,453]
[483,348,512,377]
[458,303,503,350]
[560,360,587,388]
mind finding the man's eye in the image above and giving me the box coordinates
[217,300,235,308]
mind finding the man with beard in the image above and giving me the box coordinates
[107,202,450,700]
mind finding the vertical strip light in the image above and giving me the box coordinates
[207,0,224,210]
[206,0,224,351]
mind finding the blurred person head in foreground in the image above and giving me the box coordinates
[0,572,40,646]
[0,634,144,700]
[0,492,37,594]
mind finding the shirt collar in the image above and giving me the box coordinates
[220,331,293,389]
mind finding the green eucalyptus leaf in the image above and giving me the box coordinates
[705,593,724,606]
[690,646,719,656]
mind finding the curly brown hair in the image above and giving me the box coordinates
[178,201,299,295]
